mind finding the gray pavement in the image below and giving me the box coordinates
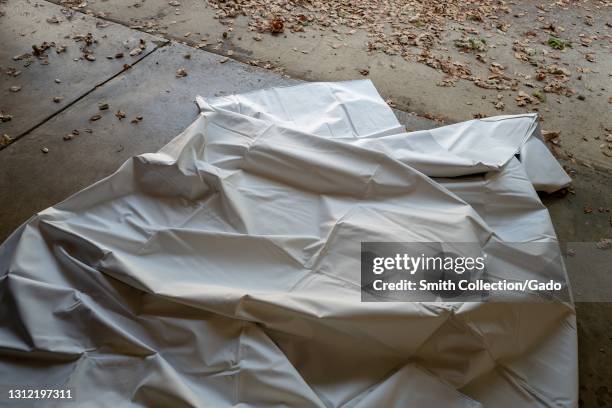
[0,40,296,238]
[44,0,612,170]
[0,1,164,142]
[0,1,611,406]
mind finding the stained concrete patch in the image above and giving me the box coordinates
[0,0,165,144]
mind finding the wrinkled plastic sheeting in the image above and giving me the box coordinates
[0,81,576,407]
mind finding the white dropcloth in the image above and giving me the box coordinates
[0,81,576,407]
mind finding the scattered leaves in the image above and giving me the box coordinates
[515,90,537,107]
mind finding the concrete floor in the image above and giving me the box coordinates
[45,0,612,171]
[0,1,611,406]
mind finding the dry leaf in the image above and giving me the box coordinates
[269,17,284,34]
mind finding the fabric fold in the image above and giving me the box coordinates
[0,80,576,407]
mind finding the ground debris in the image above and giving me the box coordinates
[542,130,561,146]
[32,41,54,58]
[454,37,487,52]
[0,111,12,122]
[1,134,13,147]
[547,36,571,50]
[596,239,611,250]
[129,47,143,57]
[203,0,604,124]
[515,90,538,107]
[176,68,187,78]
[268,17,284,34]
[532,90,546,102]
[6,68,22,77]
[129,39,147,57]
[0,111,13,122]
[46,15,61,24]
[73,32,98,61]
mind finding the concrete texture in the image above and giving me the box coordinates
[542,164,612,408]
[0,0,165,144]
[0,41,298,239]
[45,0,612,170]
[0,0,610,406]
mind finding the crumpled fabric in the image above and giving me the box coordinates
[0,80,576,407]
